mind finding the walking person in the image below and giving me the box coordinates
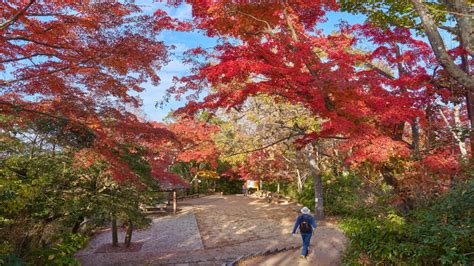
[292,206,317,259]
[242,182,248,197]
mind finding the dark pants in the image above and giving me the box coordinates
[300,233,312,257]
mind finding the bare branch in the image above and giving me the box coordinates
[225,133,301,157]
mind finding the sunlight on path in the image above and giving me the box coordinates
[76,210,203,265]
[76,194,346,265]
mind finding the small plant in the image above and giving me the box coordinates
[37,233,89,266]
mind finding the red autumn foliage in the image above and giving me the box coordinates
[0,2,187,181]
[170,3,430,163]
[167,118,220,168]
[168,1,469,194]
[236,150,292,182]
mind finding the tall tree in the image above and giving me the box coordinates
[340,0,473,157]
[0,1,187,180]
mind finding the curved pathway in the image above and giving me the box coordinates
[76,194,346,265]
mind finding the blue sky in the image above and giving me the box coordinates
[137,2,367,122]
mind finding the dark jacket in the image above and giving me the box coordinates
[292,214,317,234]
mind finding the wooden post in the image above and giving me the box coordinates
[173,190,177,214]
[111,214,118,247]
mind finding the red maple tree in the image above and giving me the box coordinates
[0,1,188,180]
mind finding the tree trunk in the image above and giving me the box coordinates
[304,143,325,220]
[313,172,324,220]
[111,215,118,247]
[411,117,421,159]
[467,91,474,158]
[410,0,474,91]
[173,190,177,214]
[124,219,133,248]
[461,39,474,160]
[72,216,84,233]
[439,105,468,160]
[296,169,303,194]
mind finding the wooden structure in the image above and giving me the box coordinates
[246,180,261,191]
[144,173,189,215]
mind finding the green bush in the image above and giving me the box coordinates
[215,178,243,194]
[322,172,364,216]
[281,177,315,211]
[340,210,413,264]
[340,179,474,265]
[407,179,474,265]
[35,233,89,266]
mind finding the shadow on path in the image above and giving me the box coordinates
[76,194,347,265]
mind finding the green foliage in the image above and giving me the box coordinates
[340,179,474,265]
[322,172,364,217]
[282,177,315,211]
[340,210,411,264]
[35,233,88,266]
[215,178,242,194]
[0,120,158,264]
[408,179,474,265]
[339,0,450,30]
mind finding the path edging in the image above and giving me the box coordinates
[225,243,300,266]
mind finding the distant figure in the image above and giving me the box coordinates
[242,182,248,196]
[292,206,317,259]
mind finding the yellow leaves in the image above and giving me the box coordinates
[286,115,321,134]
[196,170,219,179]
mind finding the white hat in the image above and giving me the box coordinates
[301,207,310,214]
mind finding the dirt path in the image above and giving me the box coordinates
[239,220,347,266]
[76,194,347,265]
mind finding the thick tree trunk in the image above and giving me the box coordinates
[460,39,474,159]
[467,91,474,157]
[304,144,325,220]
[313,172,324,220]
[111,215,118,247]
[124,219,133,248]
[410,0,474,91]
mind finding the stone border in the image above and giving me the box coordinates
[226,244,300,266]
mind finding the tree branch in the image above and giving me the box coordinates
[7,36,68,50]
[0,53,57,64]
[0,0,35,30]
[410,0,474,91]
[364,62,396,80]
[0,100,94,134]
[225,133,300,157]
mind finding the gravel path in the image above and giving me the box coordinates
[75,194,347,265]
[76,210,203,265]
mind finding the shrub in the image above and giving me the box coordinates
[34,233,89,266]
[340,179,474,265]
